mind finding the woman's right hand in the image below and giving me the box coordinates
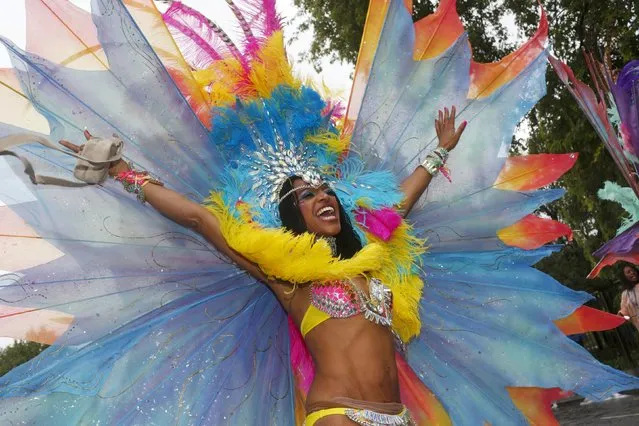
[435,105,467,152]
[59,129,130,177]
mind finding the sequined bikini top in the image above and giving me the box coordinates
[299,278,393,338]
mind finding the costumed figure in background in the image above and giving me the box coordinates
[0,0,638,424]
[550,56,639,277]
[618,263,639,329]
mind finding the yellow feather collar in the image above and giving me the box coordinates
[205,192,424,342]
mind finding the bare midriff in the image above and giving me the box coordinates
[286,277,401,413]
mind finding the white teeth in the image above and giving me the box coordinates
[316,206,334,217]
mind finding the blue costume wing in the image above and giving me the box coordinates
[346,0,639,423]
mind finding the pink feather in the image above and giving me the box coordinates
[322,99,346,121]
[162,1,282,71]
[355,207,403,241]
[225,0,282,56]
[288,316,315,394]
[163,1,245,69]
[225,1,258,55]
[231,0,281,39]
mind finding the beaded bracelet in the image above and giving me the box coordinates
[114,167,163,203]
[431,146,449,162]
[421,147,451,182]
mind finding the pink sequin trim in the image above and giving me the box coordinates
[310,281,362,318]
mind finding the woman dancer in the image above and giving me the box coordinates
[0,0,637,424]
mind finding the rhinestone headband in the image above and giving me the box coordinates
[278,184,313,204]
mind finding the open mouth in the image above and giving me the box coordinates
[316,206,337,221]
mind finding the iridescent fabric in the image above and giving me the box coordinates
[589,221,639,278]
[0,1,637,425]
[612,60,639,158]
[550,55,639,199]
[586,182,639,277]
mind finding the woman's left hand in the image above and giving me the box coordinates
[435,106,467,151]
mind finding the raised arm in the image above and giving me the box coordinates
[400,106,466,217]
[139,181,264,276]
[59,133,296,304]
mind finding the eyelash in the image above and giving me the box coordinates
[299,189,335,200]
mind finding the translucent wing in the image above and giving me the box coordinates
[550,55,639,198]
[407,247,637,424]
[549,56,639,276]
[346,0,549,210]
[589,222,639,278]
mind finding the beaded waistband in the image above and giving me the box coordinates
[345,406,414,426]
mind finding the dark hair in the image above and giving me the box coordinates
[618,262,639,291]
[278,177,363,259]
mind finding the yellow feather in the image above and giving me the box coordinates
[205,193,426,343]
[206,193,386,282]
[249,31,301,98]
[365,222,427,342]
[388,274,424,342]
[206,59,246,108]
[306,132,350,155]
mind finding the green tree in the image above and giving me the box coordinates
[292,0,514,67]
[0,340,48,377]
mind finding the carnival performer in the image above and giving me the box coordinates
[54,104,465,425]
[1,0,638,425]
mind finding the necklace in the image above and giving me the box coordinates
[323,236,337,257]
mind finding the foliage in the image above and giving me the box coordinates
[0,340,48,377]
[291,0,515,68]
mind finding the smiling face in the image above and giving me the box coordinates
[291,178,341,237]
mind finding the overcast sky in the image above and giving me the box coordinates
[0,0,355,92]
